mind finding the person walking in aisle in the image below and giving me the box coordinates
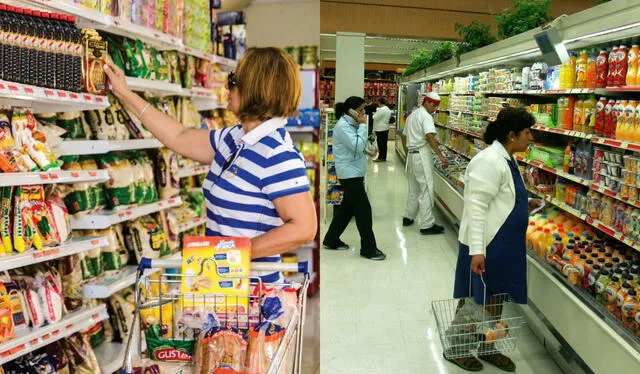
[401,92,449,235]
[103,47,317,282]
[448,107,540,372]
[323,96,386,261]
[373,97,392,162]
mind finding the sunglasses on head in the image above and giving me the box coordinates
[227,72,237,89]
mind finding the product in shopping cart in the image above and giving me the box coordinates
[181,236,251,315]
[146,323,195,363]
[140,299,174,338]
[131,356,192,374]
[194,325,247,373]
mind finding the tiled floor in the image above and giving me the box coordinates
[320,143,563,374]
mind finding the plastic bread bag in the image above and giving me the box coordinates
[155,148,180,199]
[1,186,14,254]
[110,287,136,342]
[43,341,71,374]
[173,303,220,341]
[131,357,192,374]
[62,332,102,374]
[194,326,248,373]
[0,282,15,342]
[245,296,289,373]
[98,153,136,208]
[2,280,29,331]
[58,254,84,312]
[124,216,171,263]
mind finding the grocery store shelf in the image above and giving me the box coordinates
[177,216,206,233]
[515,156,591,186]
[0,80,109,113]
[0,305,108,366]
[591,137,640,152]
[56,138,164,156]
[591,182,640,209]
[531,124,594,140]
[435,122,483,139]
[83,266,139,298]
[0,169,109,187]
[440,109,492,117]
[95,342,125,374]
[125,77,183,96]
[70,197,183,230]
[0,236,108,272]
[286,126,316,133]
[175,165,209,178]
[192,99,228,111]
[438,142,471,159]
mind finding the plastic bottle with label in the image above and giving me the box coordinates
[596,50,609,88]
[567,52,577,89]
[573,98,585,132]
[604,98,616,138]
[576,50,588,88]
[607,46,618,87]
[627,45,640,86]
[617,45,629,86]
[584,96,598,134]
[595,97,607,136]
[615,100,628,140]
[586,49,597,89]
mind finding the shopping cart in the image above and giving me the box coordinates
[431,275,526,359]
[120,257,310,374]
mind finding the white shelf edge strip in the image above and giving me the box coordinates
[83,266,138,299]
[0,305,108,365]
[177,217,206,233]
[56,139,164,156]
[0,170,109,187]
[70,197,183,230]
[0,236,108,272]
[175,165,209,178]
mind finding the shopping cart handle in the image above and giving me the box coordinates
[138,257,309,274]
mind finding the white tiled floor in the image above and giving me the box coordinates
[320,143,563,374]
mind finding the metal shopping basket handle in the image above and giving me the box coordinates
[137,256,310,274]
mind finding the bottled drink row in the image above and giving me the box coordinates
[0,4,83,92]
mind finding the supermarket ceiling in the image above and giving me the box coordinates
[320,33,452,65]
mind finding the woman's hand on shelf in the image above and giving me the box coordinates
[103,62,132,99]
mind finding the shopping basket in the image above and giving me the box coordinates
[431,274,526,359]
[119,257,310,374]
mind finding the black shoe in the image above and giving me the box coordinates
[323,239,349,250]
[402,217,414,226]
[420,224,445,235]
[360,249,386,260]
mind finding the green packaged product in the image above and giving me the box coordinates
[182,55,196,89]
[98,153,136,208]
[152,50,169,81]
[145,323,195,363]
[56,112,87,139]
[124,215,170,263]
[106,35,127,71]
[164,51,181,86]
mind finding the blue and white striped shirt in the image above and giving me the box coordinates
[202,118,311,282]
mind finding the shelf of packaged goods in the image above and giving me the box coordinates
[515,156,591,187]
[124,77,183,96]
[442,109,492,118]
[191,99,228,111]
[435,122,483,139]
[591,182,640,209]
[83,266,140,298]
[0,169,109,187]
[213,55,239,71]
[175,165,209,178]
[286,126,316,133]
[531,124,594,140]
[55,138,164,156]
[70,197,183,230]
[591,137,640,152]
[598,86,640,94]
[0,80,109,113]
[0,236,108,272]
[438,142,471,160]
[94,341,125,374]
[0,304,108,366]
[177,216,206,233]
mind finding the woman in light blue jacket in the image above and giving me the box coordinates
[323,96,386,260]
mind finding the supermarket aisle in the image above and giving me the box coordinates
[320,142,562,374]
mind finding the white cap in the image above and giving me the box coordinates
[419,92,441,105]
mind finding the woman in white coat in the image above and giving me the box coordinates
[449,107,540,372]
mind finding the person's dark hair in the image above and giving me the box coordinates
[378,97,388,106]
[483,107,535,144]
[335,96,365,119]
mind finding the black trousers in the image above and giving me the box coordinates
[323,177,377,253]
[376,130,389,160]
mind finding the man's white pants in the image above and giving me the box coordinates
[403,148,435,229]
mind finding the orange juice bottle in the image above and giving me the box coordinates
[576,50,588,88]
[567,52,578,89]
[616,100,629,140]
[625,100,637,142]
[583,96,597,134]
[586,50,597,89]
[627,45,640,86]
[574,98,585,132]
[528,227,544,252]
[559,63,568,90]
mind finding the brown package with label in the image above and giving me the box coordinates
[82,29,108,95]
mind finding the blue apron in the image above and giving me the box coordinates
[453,158,528,304]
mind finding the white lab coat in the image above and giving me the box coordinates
[403,106,437,229]
[372,105,392,132]
[458,141,525,256]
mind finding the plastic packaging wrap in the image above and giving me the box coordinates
[59,254,84,312]
[124,215,170,262]
[0,282,16,342]
[195,326,247,373]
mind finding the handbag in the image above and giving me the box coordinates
[365,135,379,156]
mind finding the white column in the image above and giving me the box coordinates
[335,32,365,102]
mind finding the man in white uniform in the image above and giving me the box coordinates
[402,92,449,235]
[372,97,392,162]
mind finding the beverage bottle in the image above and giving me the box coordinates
[615,100,627,140]
[596,50,609,88]
[604,99,616,138]
[596,97,607,136]
[563,141,573,173]
[552,233,564,257]
[559,63,567,90]
[595,270,612,304]
[626,100,639,143]
[14,6,28,84]
[564,96,575,130]
[576,50,588,88]
[50,13,66,90]
[68,16,83,92]
[528,227,543,252]
[557,97,567,129]
[586,50,597,89]
[0,4,8,81]
[607,46,618,87]
[627,45,640,86]
[573,98,585,132]
[616,45,629,86]
[621,289,638,329]
[567,52,577,89]
[40,12,57,89]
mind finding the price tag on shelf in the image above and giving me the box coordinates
[7,84,21,94]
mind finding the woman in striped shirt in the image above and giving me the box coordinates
[104,48,317,282]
